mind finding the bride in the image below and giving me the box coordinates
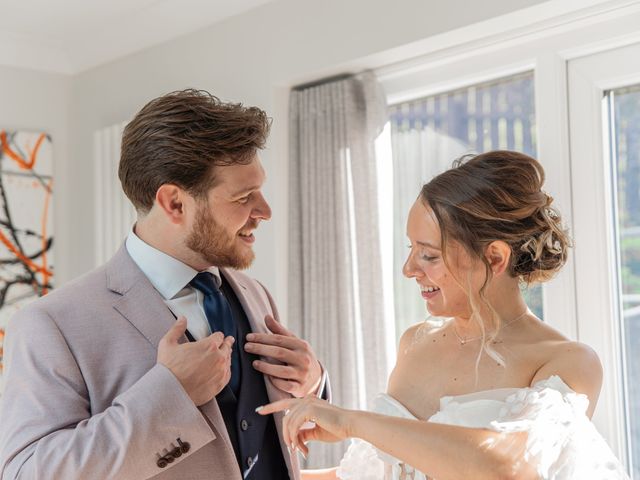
[258,150,630,479]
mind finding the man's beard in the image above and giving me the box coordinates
[186,204,255,270]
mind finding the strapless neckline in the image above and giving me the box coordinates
[338,375,629,480]
[379,374,574,421]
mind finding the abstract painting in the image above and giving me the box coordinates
[0,130,53,388]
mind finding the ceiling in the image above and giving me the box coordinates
[0,0,276,75]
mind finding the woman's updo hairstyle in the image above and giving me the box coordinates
[420,150,571,286]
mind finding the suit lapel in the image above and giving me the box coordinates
[220,268,288,404]
[111,282,176,349]
[221,268,298,479]
[105,246,236,460]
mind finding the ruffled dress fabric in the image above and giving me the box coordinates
[336,376,629,480]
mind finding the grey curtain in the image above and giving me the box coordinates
[288,72,391,468]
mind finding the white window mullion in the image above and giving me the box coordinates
[533,51,578,340]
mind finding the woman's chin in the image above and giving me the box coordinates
[425,302,455,319]
[425,303,443,317]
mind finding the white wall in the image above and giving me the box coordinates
[0,66,72,284]
[67,0,549,314]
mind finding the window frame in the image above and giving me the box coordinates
[567,42,640,472]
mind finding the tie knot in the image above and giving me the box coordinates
[189,272,219,296]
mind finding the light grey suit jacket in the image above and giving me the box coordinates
[0,246,300,480]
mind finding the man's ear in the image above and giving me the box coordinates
[155,184,188,225]
[485,241,511,276]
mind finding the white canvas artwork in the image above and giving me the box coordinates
[0,130,54,392]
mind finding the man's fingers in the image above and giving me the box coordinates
[252,360,298,380]
[205,331,225,349]
[268,377,300,394]
[245,332,301,350]
[162,317,187,345]
[220,336,235,355]
[264,315,293,336]
[244,342,296,363]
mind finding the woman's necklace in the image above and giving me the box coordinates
[452,310,529,346]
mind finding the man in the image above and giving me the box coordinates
[0,89,327,479]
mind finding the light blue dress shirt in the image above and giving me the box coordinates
[125,228,220,340]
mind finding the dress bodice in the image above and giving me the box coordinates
[336,376,629,480]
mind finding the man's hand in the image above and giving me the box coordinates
[158,316,234,406]
[244,315,323,398]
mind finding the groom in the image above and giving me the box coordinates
[0,89,327,480]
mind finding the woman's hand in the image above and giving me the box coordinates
[257,396,353,457]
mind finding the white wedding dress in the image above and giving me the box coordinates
[336,376,629,479]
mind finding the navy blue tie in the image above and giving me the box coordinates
[190,272,241,396]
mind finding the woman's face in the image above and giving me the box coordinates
[403,199,484,319]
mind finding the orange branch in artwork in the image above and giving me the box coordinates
[0,130,46,171]
[28,134,46,170]
[0,230,53,278]
[40,180,53,294]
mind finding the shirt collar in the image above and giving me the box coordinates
[125,226,221,300]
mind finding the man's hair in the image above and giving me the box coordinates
[119,88,271,213]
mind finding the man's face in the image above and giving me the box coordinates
[185,155,271,269]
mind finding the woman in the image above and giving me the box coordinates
[258,151,629,479]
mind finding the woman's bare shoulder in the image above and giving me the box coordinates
[531,339,602,384]
[398,317,448,352]
[530,337,603,416]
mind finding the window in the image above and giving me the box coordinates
[609,84,640,478]
[388,72,542,339]
[568,40,640,474]
[378,4,640,471]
